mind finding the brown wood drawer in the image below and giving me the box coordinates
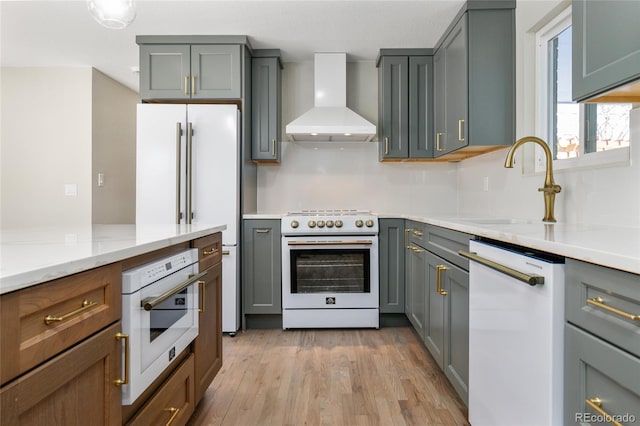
[192,232,222,270]
[0,322,122,425]
[0,262,122,385]
[566,258,640,357]
[127,353,195,426]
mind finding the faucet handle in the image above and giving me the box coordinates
[538,184,562,194]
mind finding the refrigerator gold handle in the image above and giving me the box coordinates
[186,122,193,224]
[175,122,182,224]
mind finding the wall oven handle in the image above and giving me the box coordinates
[458,250,544,286]
[287,240,373,246]
[141,270,208,311]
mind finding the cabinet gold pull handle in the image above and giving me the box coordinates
[271,138,276,156]
[458,119,465,142]
[384,137,389,155]
[44,299,97,325]
[436,265,448,296]
[184,76,189,96]
[404,228,412,249]
[412,230,423,237]
[410,246,423,253]
[191,75,196,95]
[256,229,271,234]
[114,333,129,386]
[203,247,219,256]
[585,397,623,426]
[164,407,181,426]
[436,132,444,151]
[199,280,206,313]
[587,297,640,321]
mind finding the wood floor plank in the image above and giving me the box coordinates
[188,327,469,426]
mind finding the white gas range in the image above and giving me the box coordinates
[281,210,379,329]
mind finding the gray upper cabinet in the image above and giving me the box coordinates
[433,4,515,159]
[572,0,640,103]
[137,37,243,101]
[242,219,282,315]
[377,50,433,161]
[251,52,282,163]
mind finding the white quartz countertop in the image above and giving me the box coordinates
[0,223,227,294]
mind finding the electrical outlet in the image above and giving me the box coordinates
[64,183,77,196]
[483,177,489,192]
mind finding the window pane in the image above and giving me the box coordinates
[550,26,580,160]
[588,104,632,153]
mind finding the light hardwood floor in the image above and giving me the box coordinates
[188,327,469,426]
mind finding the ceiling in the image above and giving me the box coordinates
[1,0,465,92]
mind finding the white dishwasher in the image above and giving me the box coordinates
[461,240,565,426]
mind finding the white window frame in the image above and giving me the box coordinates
[535,6,630,173]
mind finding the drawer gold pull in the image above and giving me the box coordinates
[436,265,448,296]
[412,230,423,237]
[164,407,180,426]
[585,397,623,426]
[587,297,640,321]
[256,229,271,234]
[203,247,219,256]
[114,333,129,386]
[44,299,97,325]
[410,246,423,253]
[199,280,206,313]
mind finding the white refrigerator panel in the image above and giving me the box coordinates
[136,104,186,225]
[222,245,240,333]
[188,104,239,245]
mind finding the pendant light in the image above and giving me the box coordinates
[87,0,136,29]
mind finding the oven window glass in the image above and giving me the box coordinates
[149,289,188,342]
[290,249,370,293]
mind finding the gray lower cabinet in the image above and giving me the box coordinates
[377,50,433,160]
[433,4,515,158]
[251,52,282,162]
[379,219,405,313]
[572,0,640,102]
[137,37,243,101]
[242,219,281,314]
[564,259,640,425]
[405,220,471,404]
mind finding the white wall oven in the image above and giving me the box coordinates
[121,248,203,405]
[282,210,379,329]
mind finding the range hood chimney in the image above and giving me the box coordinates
[285,53,376,142]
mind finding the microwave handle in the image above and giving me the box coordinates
[141,270,207,311]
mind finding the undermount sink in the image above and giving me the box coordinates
[460,218,534,225]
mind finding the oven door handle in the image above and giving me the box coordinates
[141,270,208,311]
[287,240,373,246]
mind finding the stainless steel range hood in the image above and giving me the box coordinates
[285,53,376,142]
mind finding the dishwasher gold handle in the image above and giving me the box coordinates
[44,300,97,325]
[585,397,623,426]
[114,333,129,386]
[587,297,640,321]
[141,270,208,311]
[458,250,544,286]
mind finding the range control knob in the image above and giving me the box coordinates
[308,220,316,228]
[355,219,364,228]
[335,220,343,228]
[365,219,375,228]
[317,220,326,228]
[291,220,299,228]
[326,220,334,228]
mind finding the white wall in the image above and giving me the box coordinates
[1,68,93,228]
[258,0,640,227]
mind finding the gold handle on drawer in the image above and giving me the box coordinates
[199,280,206,313]
[164,407,181,426]
[405,229,412,249]
[114,333,129,386]
[256,229,271,234]
[436,265,448,296]
[436,132,444,151]
[458,119,465,142]
[410,246,423,253]
[203,247,219,256]
[44,299,97,325]
[585,397,624,426]
[184,76,189,96]
[586,297,640,321]
[412,230,423,237]
[271,138,276,156]
[384,137,389,155]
